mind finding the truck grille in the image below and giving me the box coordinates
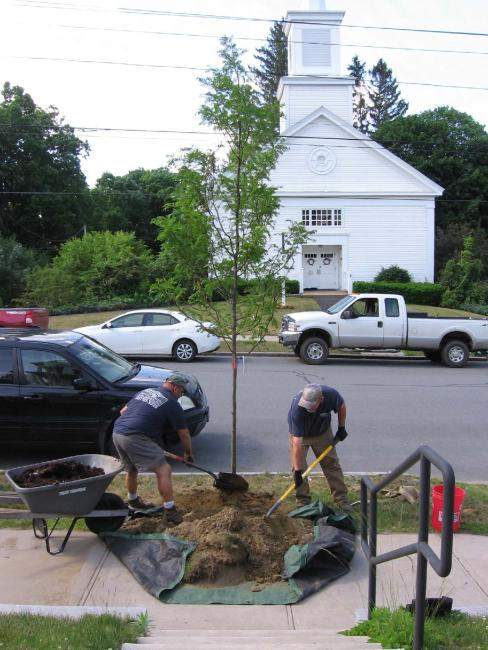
[281,316,291,331]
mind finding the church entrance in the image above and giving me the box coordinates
[302,245,341,290]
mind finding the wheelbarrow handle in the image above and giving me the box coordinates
[163,451,218,481]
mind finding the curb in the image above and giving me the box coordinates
[212,351,425,360]
[0,604,146,619]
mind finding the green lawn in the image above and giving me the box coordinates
[2,472,487,535]
[344,607,488,649]
[0,612,146,650]
[407,304,483,318]
[49,295,320,333]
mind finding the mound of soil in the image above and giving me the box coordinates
[122,488,313,586]
[17,461,104,488]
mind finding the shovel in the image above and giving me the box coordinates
[265,439,339,517]
[163,451,249,493]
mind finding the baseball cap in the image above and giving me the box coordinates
[298,384,323,411]
[165,372,190,391]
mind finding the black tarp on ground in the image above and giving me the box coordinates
[102,500,356,605]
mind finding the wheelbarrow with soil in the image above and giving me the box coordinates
[1,454,128,555]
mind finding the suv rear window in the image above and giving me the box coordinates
[0,349,14,384]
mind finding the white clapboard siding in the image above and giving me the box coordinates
[271,198,434,283]
[285,84,353,127]
[271,117,433,195]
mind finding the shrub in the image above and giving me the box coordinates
[374,265,412,283]
[460,302,488,317]
[0,236,38,305]
[352,281,443,306]
[441,235,482,308]
[23,231,154,309]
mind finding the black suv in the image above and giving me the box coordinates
[0,330,209,453]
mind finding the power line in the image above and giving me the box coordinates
[0,190,487,204]
[15,22,488,57]
[13,1,488,38]
[6,54,488,92]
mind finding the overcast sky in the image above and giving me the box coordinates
[2,0,487,186]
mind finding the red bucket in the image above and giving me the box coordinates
[431,485,466,533]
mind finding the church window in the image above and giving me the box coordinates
[302,29,331,67]
[302,209,342,227]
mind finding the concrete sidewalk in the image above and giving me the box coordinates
[0,529,487,630]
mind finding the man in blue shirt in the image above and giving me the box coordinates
[113,372,194,524]
[288,383,350,510]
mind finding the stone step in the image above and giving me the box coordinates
[142,630,346,639]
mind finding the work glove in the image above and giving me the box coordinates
[184,453,194,464]
[334,426,348,443]
[293,469,303,488]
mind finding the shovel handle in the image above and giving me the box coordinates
[163,451,218,481]
[265,441,337,517]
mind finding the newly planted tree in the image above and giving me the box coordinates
[153,39,308,472]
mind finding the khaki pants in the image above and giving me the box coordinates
[289,429,348,505]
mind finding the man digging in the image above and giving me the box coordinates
[288,383,351,511]
[112,372,194,524]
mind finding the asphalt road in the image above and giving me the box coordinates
[2,355,487,481]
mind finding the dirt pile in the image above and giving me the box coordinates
[122,488,313,586]
[17,461,104,488]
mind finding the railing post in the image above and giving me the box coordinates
[368,491,378,619]
[413,454,431,650]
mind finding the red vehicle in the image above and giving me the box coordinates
[0,308,49,330]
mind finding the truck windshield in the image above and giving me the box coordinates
[70,336,137,383]
[326,296,356,314]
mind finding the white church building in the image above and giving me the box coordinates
[271,1,444,292]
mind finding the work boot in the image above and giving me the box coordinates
[335,500,354,514]
[164,506,183,524]
[295,496,311,507]
[127,496,156,513]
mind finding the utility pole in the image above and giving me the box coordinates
[83,224,87,237]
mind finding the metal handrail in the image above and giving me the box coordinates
[360,445,455,650]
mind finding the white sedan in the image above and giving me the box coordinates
[75,309,221,362]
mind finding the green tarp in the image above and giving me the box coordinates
[102,500,356,605]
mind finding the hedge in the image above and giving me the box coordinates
[352,281,443,306]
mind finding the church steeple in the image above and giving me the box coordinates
[285,0,345,77]
[278,1,354,130]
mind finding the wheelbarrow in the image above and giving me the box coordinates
[2,454,128,555]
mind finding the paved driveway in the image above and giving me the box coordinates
[2,356,487,481]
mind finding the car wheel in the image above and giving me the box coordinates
[441,340,469,368]
[173,339,197,362]
[424,350,441,363]
[299,336,329,365]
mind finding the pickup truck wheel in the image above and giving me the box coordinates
[441,340,469,368]
[424,350,441,363]
[300,336,329,364]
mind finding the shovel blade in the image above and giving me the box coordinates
[214,473,249,493]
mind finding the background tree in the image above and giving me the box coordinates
[23,231,154,308]
[368,58,408,130]
[374,107,488,277]
[347,55,369,133]
[252,21,288,104]
[153,39,308,473]
[0,236,39,305]
[0,83,91,254]
[441,235,483,307]
[91,168,176,250]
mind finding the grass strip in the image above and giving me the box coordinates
[343,607,488,649]
[0,613,145,650]
[1,473,487,535]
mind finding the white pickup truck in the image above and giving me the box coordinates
[279,293,488,368]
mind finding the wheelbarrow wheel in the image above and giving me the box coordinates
[84,492,127,534]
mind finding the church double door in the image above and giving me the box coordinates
[303,246,340,290]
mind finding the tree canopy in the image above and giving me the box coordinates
[90,167,177,249]
[374,107,488,276]
[0,82,90,254]
[252,21,288,104]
